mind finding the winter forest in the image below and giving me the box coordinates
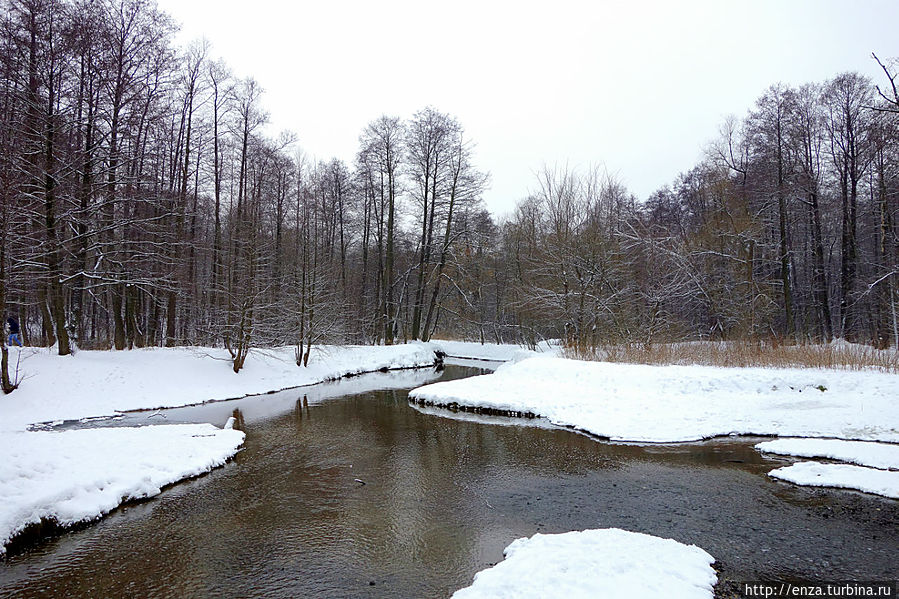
[2,0,899,382]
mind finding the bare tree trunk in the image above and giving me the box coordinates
[43,47,70,356]
[384,158,396,345]
[808,190,833,341]
[423,169,459,341]
[1,190,17,393]
[775,130,794,340]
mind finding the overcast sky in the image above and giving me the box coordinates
[155,0,899,218]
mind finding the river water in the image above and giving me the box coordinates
[1,363,896,598]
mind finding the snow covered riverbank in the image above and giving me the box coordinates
[0,424,244,556]
[0,343,439,555]
[0,343,439,431]
[409,356,899,443]
[452,528,716,599]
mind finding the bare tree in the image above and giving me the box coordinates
[824,73,874,339]
[358,115,402,344]
[223,77,267,372]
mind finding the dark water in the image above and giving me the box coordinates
[1,364,897,598]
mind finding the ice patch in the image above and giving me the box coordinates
[428,339,559,362]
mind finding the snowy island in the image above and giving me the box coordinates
[410,352,899,501]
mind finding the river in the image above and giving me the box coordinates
[1,362,896,598]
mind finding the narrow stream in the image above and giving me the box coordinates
[1,363,896,598]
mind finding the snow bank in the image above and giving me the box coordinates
[755,438,899,498]
[756,438,899,470]
[768,462,899,499]
[0,424,245,555]
[428,339,557,362]
[0,343,438,431]
[409,356,899,443]
[451,528,716,599]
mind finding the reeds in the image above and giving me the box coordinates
[564,340,899,372]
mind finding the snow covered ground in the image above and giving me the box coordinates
[428,339,557,362]
[410,356,899,443]
[0,343,439,554]
[0,343,439,431]
[756,438,899,499]
[768,462,899,499]
[0,423,244,555]
[451,528,716,599]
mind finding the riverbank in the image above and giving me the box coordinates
[0,343,441,555]
[0,343,440,431]
[0,423,245,556]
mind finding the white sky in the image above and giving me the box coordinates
[156,0,899,218]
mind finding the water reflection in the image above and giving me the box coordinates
[122,366,446,429]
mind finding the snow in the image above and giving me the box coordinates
[768,462,899,499]
[0,343,439,432]
[0,423,245,555]
[756,438,899,470]
[409,356,899,443]
[0,343,438,554]
[428,339,558,362]
[754,438,899,498]
[451,528,716,599]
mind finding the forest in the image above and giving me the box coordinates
[1,0,898,386]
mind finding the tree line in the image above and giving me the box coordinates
[0,0,491,389]
[496,65,899,352]
[1,0,897,392]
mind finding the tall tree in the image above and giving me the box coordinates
[748,83,797,338]
[824,73,873,339]
[358,115,402,344]
[790,83,833,340]
[165,38,207,346]
[223,77,266,372]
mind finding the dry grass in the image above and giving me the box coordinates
[564,340,899,373]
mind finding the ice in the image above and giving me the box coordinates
[0,343,438,432]
[428,339,559,362]
[756,438,899,498]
